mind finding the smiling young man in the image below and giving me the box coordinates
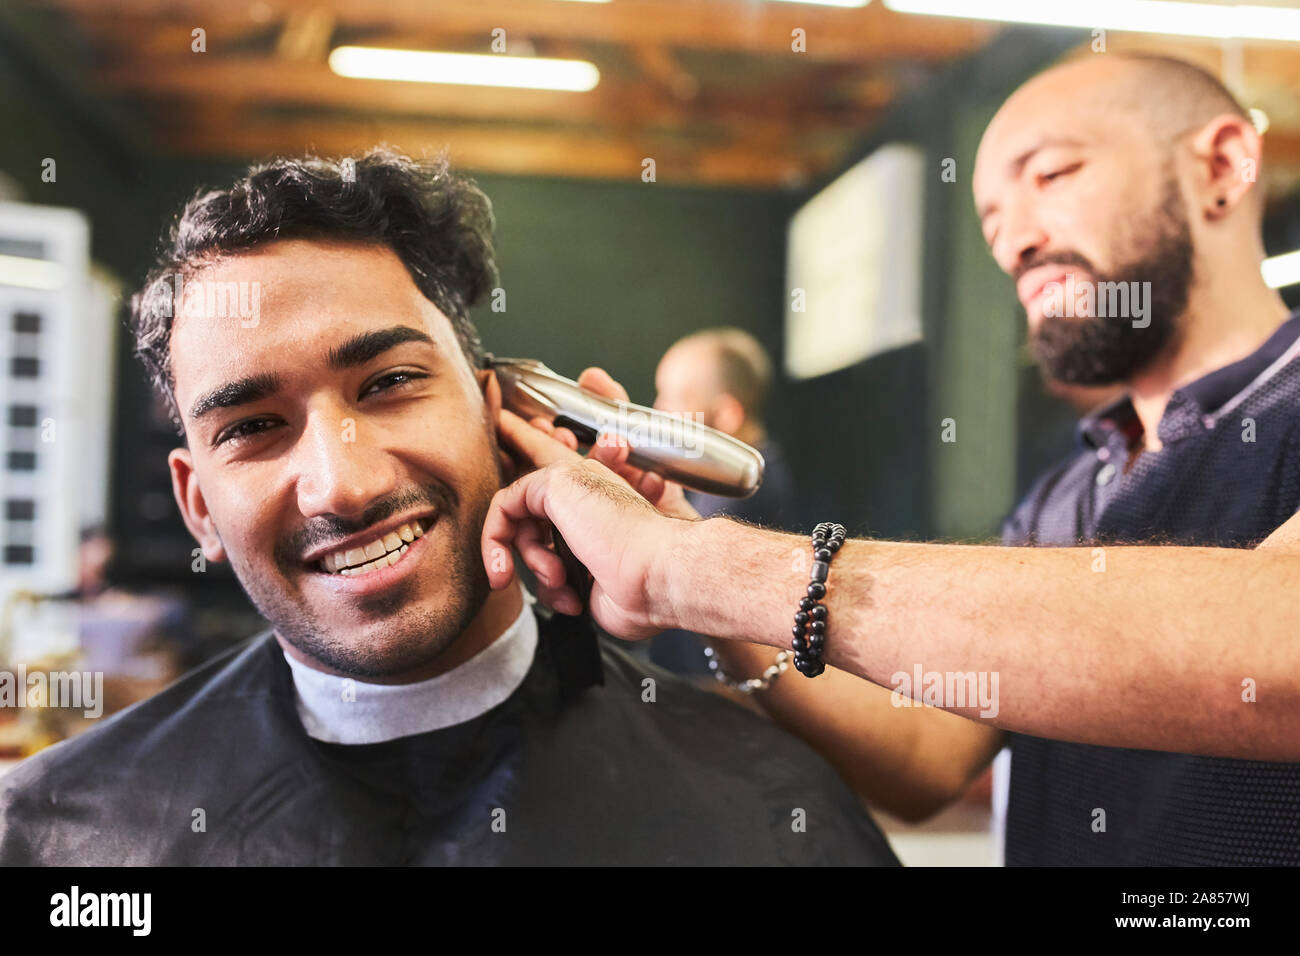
[0,150,897,866]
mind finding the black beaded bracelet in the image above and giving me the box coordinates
[791,522,846,678]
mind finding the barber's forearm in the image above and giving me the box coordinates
[661,517,1300,759]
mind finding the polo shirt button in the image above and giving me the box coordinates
[1096,463,1117,486]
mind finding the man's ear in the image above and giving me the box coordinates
[168,447,227,564]
[477,368,515,482]
[1188,112,1262,220]
[477,366,503,418]
[711,393,747,436]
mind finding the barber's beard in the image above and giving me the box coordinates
[231,473,498,681]
[1027,177,1194,386]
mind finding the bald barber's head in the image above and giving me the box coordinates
[654,328,772,441]
[974,53,1266,385]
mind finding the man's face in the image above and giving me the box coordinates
[972,65,1194,385]
[167,239,502,680]
[654,343,719,427]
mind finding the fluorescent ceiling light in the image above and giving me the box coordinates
[1262,250,1300,289]
[0,253,64,291]
[883,0,1300,42]
[329,46,601,92]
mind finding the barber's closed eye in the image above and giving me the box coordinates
[1038,162,1083,186]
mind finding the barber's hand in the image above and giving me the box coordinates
[500,365,699,522]
[483,432,691,640]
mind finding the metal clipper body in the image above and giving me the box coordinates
[488,357,765,498]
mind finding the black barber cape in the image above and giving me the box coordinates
[0,608,898,865]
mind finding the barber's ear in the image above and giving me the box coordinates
[167,448,227,565]
[1189,112,1262,219]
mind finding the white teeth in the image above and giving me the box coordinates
[318,520,429,575]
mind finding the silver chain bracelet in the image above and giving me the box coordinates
[703,644,791,694]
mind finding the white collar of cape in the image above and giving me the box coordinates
[282,583,539,744]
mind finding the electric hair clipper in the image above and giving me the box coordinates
[487,356,765,498]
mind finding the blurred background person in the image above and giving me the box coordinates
[653,328,797,528]
[648,328,797,676]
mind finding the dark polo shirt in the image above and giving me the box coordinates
[1001,310,1300,865]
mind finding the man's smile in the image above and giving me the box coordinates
[318,518,428,575]
[299,512,440,598]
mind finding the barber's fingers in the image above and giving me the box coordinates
[591,435,653,496]
[497,408,581,470]
[484,466,554,591]
[533,581,583,617]
[485,509,583,615]
[482,460,666,638]
[586,425,697,518]
[592,434,696,518]
[482,459,630,591]
[577,366,629,402]
[636,470,668,504]
[527,415,580,451]
[514,517,565,591]
[590,431,634,469]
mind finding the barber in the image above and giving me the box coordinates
[486,52,1300,866]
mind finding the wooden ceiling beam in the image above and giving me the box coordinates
[49,0,994,64]
[95,57,887,133]
[152,113,846,187]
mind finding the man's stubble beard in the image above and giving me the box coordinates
[1028,170,1195,387]
[226,467,500,681]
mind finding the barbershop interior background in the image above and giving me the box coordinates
[2,0,1299,863]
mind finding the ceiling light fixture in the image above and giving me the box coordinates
[329,46,601,92]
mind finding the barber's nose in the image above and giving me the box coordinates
[292,410,397,520]
[992,195,1049,276]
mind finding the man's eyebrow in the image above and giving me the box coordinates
[327,325,437,371]
[977,136,1088,221]
[189,372,284,423]
[187,326,437,424]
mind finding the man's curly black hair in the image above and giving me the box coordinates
[129,147,498,438]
